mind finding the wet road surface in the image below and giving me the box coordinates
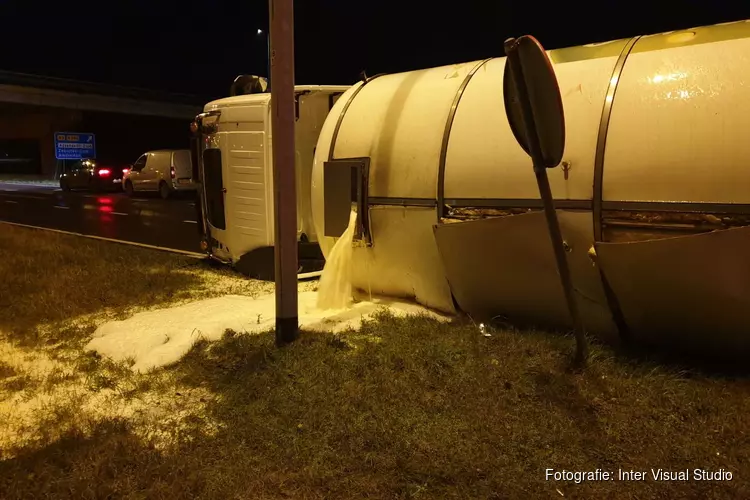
[0,182,203,253]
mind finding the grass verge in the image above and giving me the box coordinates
[0,225,748,499]
[0,223,276,348]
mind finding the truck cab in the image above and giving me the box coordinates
[190,84,349,279]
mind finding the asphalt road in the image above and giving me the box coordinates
[0,182,203,253]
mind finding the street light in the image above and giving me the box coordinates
[258,28,271,89]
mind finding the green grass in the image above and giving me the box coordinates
[0,225,749,499]
[0,225,196,344]
[0,224,272,348]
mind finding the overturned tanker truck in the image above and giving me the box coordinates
[311,19,750,359]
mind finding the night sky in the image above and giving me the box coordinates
[2,0,750,102]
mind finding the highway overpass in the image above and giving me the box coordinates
[0,70,202,119]
[0,71,206,176]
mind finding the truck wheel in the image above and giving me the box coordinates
[159,181,171,200]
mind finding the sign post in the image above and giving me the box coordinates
[269,0,299,346]
[502,36,588,366]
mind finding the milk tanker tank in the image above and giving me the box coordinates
[311,19,750,358]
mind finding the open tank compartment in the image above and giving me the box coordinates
[595,225,750,360]
[433,211,620,342]
[323,158,371,245]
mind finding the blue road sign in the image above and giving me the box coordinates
[55,132,96,160]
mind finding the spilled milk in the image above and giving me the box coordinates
[317,210,358,310]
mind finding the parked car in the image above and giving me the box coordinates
[122,149,195,199]
[59,159,130,192]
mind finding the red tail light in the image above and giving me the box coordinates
[122,168,130,174]
[98,168,111,176]
[170,166,176,179]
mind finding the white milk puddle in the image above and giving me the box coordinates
[317,210,357,310]
[86,291,450,373]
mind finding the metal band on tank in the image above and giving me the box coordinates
[592,36,640,241]
[436,58,494,222]
[591,36,641,346]
[327,73,387,162]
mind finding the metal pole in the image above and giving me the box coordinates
[269,0,298,345]
[504,38,588,365]
[266,32,272,90]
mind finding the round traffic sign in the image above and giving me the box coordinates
[503,36,565,169]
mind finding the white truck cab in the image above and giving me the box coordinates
[190,84,349,279]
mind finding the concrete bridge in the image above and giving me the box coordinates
[0,70,202,119]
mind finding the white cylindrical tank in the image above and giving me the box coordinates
[311,19,750,355]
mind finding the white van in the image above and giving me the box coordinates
[123,149,195,199]
[191,84,349,279]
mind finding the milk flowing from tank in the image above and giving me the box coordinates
[317,210,358,310]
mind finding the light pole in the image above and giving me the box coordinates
[268,0,298,345]
[258,28,271,89]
